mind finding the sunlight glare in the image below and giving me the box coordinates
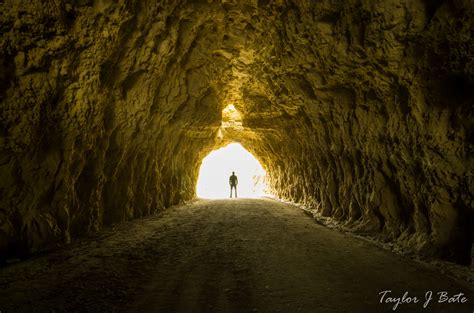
[196,143,268,199]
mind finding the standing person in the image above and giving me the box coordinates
[229,171,238,198]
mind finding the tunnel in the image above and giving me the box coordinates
[196,142,268,199]
[0,0,473,312]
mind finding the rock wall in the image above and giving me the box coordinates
[0,0,223,256]
[238,0,473,264]
[1,0,472,264]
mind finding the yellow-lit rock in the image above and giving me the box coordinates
[0,0,472,264]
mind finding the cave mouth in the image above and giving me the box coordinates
[196,143,268,199]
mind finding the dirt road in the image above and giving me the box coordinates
[1,199,473,312]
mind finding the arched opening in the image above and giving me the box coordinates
[196,143,268,199]
[221,104,242,129]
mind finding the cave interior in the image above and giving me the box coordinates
[0,0,473,265]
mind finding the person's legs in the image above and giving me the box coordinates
[230,185,237,198]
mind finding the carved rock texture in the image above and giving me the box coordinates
[0,1,472,263]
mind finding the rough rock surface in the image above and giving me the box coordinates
[0,1,473,263]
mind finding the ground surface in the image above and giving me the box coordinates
[0,198,473,313]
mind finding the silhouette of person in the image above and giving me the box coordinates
[229,171,238,198]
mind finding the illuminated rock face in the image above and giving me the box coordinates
[0,1,472,263]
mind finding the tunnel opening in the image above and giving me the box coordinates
[196,143,268,199]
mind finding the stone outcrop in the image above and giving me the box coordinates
[1,0,472,264]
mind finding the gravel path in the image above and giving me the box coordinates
[1,198,473,313]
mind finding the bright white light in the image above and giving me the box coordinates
[196,143,268,199]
